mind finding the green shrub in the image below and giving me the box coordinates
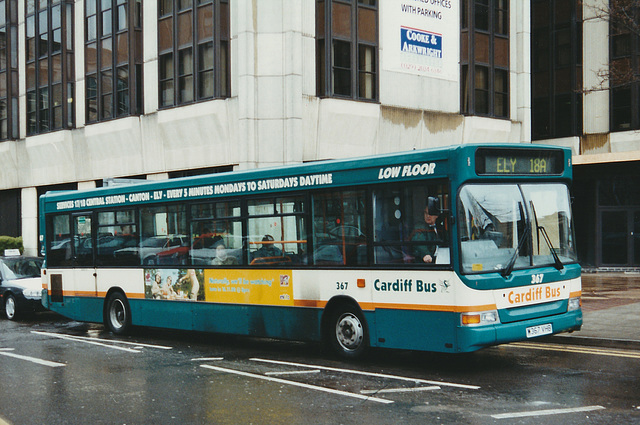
[0,236,23,255]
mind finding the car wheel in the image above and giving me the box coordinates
[5,293,18,320]
[326,304,368,359]
[104,292,132,335]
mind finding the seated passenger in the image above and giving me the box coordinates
[212,244,238,265]
[252,235,283,261]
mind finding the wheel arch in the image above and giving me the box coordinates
[102,287,129,321]
[321,296,370,344]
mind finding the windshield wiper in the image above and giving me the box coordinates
[530,201,564,271]
[537,225,564,270]
[501,224,530,278]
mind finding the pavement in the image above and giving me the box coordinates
[546,271,640,349]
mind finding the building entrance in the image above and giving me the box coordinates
[599,208,640,266]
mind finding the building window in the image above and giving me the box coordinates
[316,0,378,101]
[85,0,142,123]
[0,1,18,140]
[609,6,640,132]
[461,0,510,118]
[158,0,229,109]
[531,0,582,140]
[25,0,74,135]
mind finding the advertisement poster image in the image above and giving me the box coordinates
[145,268,294,307]
[145,268,205,301]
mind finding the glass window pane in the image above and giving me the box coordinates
[86,0,96,16]
[198,41,213,70]
[102,9,112,36]
[159,0,173,16]
[332,2,351,38]
[158,17,173,52]
[140,205,189,266]
[312,191,367,266]
[160,53,173,79]
[101,37,112,70]
[86,42,97,72]
[178,11,193,47]
[197,4,213,40]
[87,14,97,41]
[117,4,127,31]
[357,7,376,43]
[116,33,128,64]
[178,47,193,75]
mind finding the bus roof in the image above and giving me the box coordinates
[40,144,571,214]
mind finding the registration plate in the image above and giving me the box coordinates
[526,323,553,338]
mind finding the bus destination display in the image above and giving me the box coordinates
[475,148,564,175]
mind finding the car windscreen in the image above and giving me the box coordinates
[1,257,44,279]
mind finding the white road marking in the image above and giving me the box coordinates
[506,342,640,359]
[31,331,141,353]
[0,348,15,351]
[250,358,480,390]
[0,350,66,367]
[31,331,173,350]
[200,364,393,404]
[360,386,440,394]
[491,405,606,419]
[191,357,224,361]
[265,369,321,376]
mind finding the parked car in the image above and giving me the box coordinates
[0,255,45,320]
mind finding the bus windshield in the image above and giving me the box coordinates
[458,183,577,274]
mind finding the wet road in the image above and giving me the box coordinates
[1,312,639,424]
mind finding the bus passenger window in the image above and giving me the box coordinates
[312,191,367,266]
[191,201,243,266]
[140,205,188,266]
[373,185,449,265]
[97,210,138,266]
[248,197,307,266]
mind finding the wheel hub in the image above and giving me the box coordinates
[336,313,363,351]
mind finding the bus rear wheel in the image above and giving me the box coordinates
[327,305,368,359]
[104,292,131,335]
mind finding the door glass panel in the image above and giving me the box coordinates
[601,211,626,265]
[74,215,93,267]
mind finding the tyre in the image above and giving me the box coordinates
[104,292,132,335]
[327,305,368,359]
[4,294,18,320]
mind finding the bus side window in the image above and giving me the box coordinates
[248,196,307,266]
[312,191,367,266]
[373,184,449,265]
[141,205,189,266]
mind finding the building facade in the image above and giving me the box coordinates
[0,0,636,268]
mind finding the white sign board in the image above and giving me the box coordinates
[382,0,459,81]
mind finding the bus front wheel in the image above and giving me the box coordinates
[327,305,368,359]
[104,292,131,335]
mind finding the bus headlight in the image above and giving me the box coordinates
[567,297,581,311]
[461,310,500,326]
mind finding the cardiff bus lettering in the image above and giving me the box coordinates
[374,278,437,293]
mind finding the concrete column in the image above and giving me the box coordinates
[21,187,38,256]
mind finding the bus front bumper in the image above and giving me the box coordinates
[456,309,583,353]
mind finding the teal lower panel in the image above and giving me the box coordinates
[48,297,104,324]
[371,309,459,353]
[129,299,323,342]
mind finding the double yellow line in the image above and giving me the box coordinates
[505,342,640,359]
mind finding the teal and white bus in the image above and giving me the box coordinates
[40,144,582,358]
